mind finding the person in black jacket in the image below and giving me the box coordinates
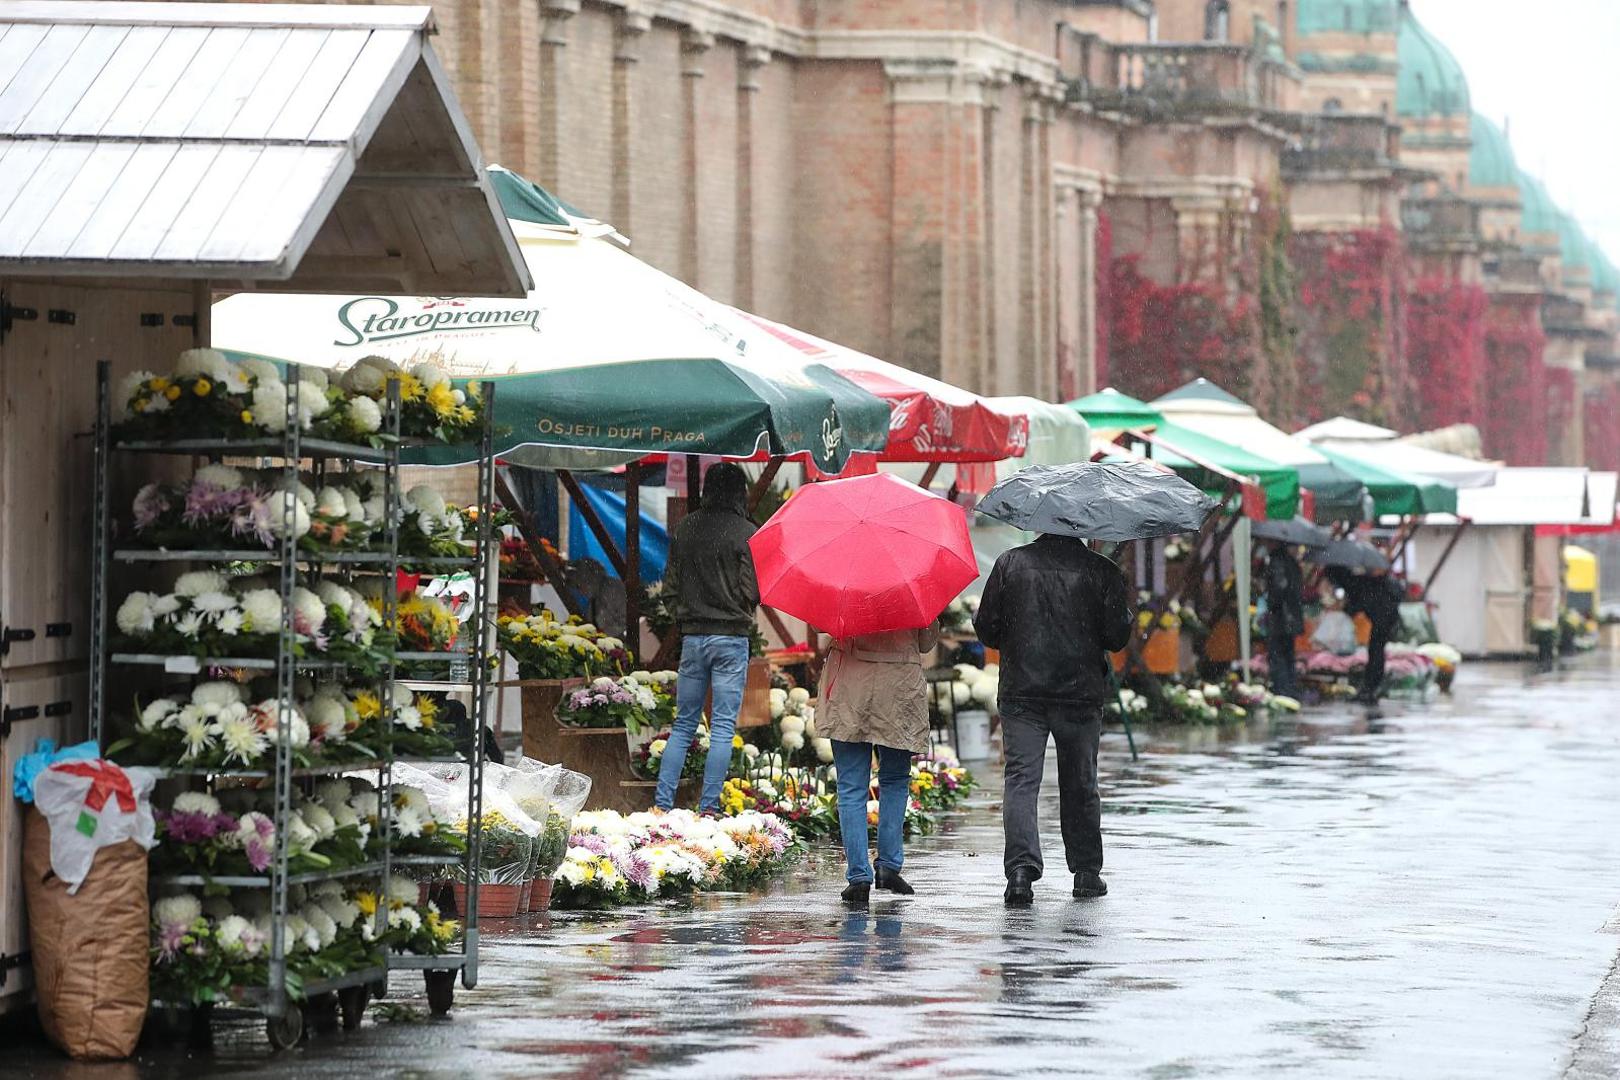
[1326,566,1403,705]
[655,462,760,813]
[1264,543,1305,696]
[974,535,1132,905]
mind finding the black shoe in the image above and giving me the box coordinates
[1004,868,1035,906]
[841,882,871,905]
[1072,871,1108,899]
[875,867,915,895]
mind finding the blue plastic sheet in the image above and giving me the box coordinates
[568,482,669,582]
[11,738,99,805]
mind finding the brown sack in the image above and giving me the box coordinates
[22,808,149,1060]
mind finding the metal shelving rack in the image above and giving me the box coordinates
[88,361,495,1047]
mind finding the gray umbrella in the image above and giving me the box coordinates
[1252,516,1333,548]
[1309,537,1391,571]
[977,461,1219,542]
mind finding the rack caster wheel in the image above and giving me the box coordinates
[266,1005,304,1051]
[338,985,371,1031]
[424,969,456,1016]
[306,991,340,1035]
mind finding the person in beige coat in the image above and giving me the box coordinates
[819,620,939,904]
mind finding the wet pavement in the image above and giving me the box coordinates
[11,659,1620,1079]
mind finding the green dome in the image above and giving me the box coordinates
[1297,0,1398,34]
[1396,7,1470,117]
[1557,210,1591,272]
[1516,170,1560,238]
[1468,113,1517,188]
[1587,242,1617,293]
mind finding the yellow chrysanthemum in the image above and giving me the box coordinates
[240,409,254,423]
[426,381,458,418]
[194,377,212,396]
[164,385,181,401]
[353,690,382,720]
[355,891,378,916]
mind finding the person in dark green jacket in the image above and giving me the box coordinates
[655,462,759,813]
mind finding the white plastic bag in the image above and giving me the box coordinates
[1312,611,1359,656]
[32,761,159,895]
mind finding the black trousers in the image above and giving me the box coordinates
[1001,701,1103,880]
[1267,625,1298,695]
[1363,624,1390,700]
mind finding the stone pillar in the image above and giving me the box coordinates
[1171,194,1226,284]
[679,28,713,288]
[1077,186,1103,398]
[536,0,580,191]
[977,72,1006,395]
[610,9,650,231]
[1019,88,1057,401]
[734,45,770,312]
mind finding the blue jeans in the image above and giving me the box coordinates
[831,739,910,884]
[655,634,749,812]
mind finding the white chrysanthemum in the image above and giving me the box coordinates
[216,712,268,765]
[174,570,227,598]
[395,705,422,731]
[340,355,398,395]
[779,715,806,736]
[239,589,283,633]
[315,487,347,518]
[301,803,337,842]
[438,510,465,541]
[176,709,214,759]
[285,811,317,854]
[387,905,422,933]
[306,695,348,741]
[780,731,805,751]
[314,580,352,616]
[154,894,202,930]
[171,790,222,816]
[252,380,289,432]
[349,790,382,823]
[788,687,811,707]
[116,370,158,417]
[216,914,251,953]
[139,697,178,732]
[260,702,310,749]
[237,357,281,386]
[409,362,451,390]
[387,875,417,906]
[296,379,331,420]
[174,347,232,381]
[451,388,466,406]
[291,587,326,632]
[265,498,311,538]
[173,611,204,639]
[340,489,366,522]
[284,912,319,953]
[392,805,425,838]
[406,484,447,518]
[298,366,329,390]
[139,391,170,415]
[360,494,386,525]
[318,894,360,930]
[330,801,364,839]
[346,395,383,434]
[316,778,353,810]
[192,590,237,617]
[193,464,244,491]
[813,737,835,763]
[390,683,414,710]
[116,592,155,635]
[394,785,430,814]
[302,905,338,949]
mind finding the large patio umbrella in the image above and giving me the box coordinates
[1141,419,1300,520]
[1309,444,1458,517]
[1152,380,1366,520]
[734,312,1028,468]
[210,174,889,474]
[1295,416,1499,490]
[1067,387,1164,434]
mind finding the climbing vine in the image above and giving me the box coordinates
[1405,276,1487,431]
[1288,227,1410,428]
[1103,253,1258,403]
[1544,367,1578,465]
[1584,384,1620,473]
[1481,296,1547,465]
[1252,188,1302,425]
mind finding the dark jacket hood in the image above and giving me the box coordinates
[701,462,750,516]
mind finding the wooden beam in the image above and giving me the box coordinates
[1421,521,1469,599]
[747,457,783,515]
[761,604,795,645]
[685,453,700,506]
[625,461,642,664]
[917,462,941,491]
[557,469,629,578]
[493,468,586,619]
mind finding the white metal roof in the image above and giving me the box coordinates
[1454,468,1595,525]
[0,1,529,295]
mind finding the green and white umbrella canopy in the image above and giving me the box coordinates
[211,214,888,472]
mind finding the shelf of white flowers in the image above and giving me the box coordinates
[88,357,495,1042]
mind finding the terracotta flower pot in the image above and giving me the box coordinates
[527,878,554,914]
[518,879,533,911]
[454,881,522,919]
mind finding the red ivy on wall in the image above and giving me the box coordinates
[1095,209,1113,390]
[1544,367,1578,464]
[1102,253,1259,403]
[1481,296,1547,466]
[1584,384,1620,474]
[1289,228,1411,428]
[1405,277,1488,431]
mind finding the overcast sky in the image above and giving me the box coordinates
[1409,0,1620,264]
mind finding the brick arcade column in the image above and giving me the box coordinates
[610,9,650,230]
[1020,88,1058,401]
[679,28,713,288]
[536,0,580,191]
[1055,182,1104,401]
[734,45,770,312]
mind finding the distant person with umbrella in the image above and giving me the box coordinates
[1264,542,1305,696]
[655,462,759,815]
[748,474,978,906]
[974,462,1216,905]
[1326,565,1404,705]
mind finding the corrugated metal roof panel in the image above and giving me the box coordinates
[0,2,528,296]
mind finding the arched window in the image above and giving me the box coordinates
[1205,0,1231,41]
[1323,97,1344,113]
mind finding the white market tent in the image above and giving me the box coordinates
[1296,415,1499,490]
[0,1,529,296]
[1294,417,1398,441]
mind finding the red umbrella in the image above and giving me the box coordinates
[749,473,977,639]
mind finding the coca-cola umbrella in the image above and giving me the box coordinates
[977,461,1219,542]
[749,473,977,638]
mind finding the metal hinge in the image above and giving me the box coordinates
[1,624,35,655]
[0,951,30,989]
[0,293,38,343]
[1,704,38,739]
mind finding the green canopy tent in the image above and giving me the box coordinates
[1068,387,1164,433]
[1153,379,1367,521]
[1311,444,1458,517]
[1141,420,1301,521]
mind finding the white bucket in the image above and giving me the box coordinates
[955,709,993,762]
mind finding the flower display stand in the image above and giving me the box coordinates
[514,684,697,812]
